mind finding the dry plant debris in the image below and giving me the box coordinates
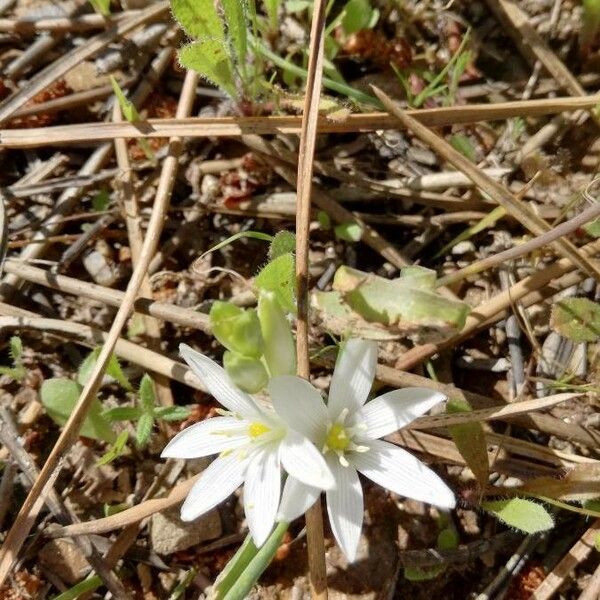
[1,0,600,598]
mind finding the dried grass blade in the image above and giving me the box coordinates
[372,86,600,281]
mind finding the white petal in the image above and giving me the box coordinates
[180,344,263,419]
[269,375,328,443]
[352,439,455,510]
[277,476,321,522]
[326,458,364,563]
[358,388,447,439]
[244,446,281,547]
[161,416,247,458]
[181,453,248,521]
[328,339,377,420]
[279,430,335,490]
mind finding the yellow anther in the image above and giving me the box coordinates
[248,422,270,439]
[326,423,351,452]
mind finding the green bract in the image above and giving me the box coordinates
[210,302,264,358]
[257,291,296,377]
[223,351,268,393]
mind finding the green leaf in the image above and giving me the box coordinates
[257,291,297,377]
[334,222,362,242]
[595,532,600,552]
[41,378,115,443]
[89,0,110,16]
[92,190,110,212]
[222,0,248,68]
[341,0,378,34]
[223,350,269,393]
[255,253,296,314]
[103,502,129,517]
[450,134,476,162]
[154,405,192,421]
[103,406,142,421]
[482,498,554,533]
[78,348,131,391]
[584,216,600,238]
[581,0,600,51]
[107,353,132,391]
[220,522,288,600]
[138,373,156,413]
[447,397,489,488]
[97,430,129,466]
[210,302,264,358]
[9,336,22,364]
[317,210,331,229]
[0,336,26,381]
[136,412,154,447]
[551,297,600,342]
[263,0,280,29]
[268,231,296,260]
[127,313,146,338]
[333,265,470,338]
[179,39,237,98]
[53,576,103,600]
[109,76,139,122]
[437,527,459,550]
[171,0,225,39]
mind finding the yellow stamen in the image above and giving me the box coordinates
[326,423,350,452]
[248,422,270,439]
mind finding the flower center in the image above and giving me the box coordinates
[248,421,270,439]
[325,423,351,452]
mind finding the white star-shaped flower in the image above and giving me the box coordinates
[275,338,456,561]
[162,344,334,547]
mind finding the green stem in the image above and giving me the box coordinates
[213,534,259,598]
[221,522,289,600]
[253,39,380,107]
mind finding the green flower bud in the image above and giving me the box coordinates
[223,351,268,393]
[210,301,263,358]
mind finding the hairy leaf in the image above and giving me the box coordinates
[139,373,156,413]
[78,348,131,390]
[482,498,554,533]
[171,0,224,39]
[154,405,192,421]
[255,252,296,314]
[97,430,129,466]
[103,406,142,421]
[222,0,248,68]
[136,412,154,447]
[268,231,296,260]
[179,39,237,98]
